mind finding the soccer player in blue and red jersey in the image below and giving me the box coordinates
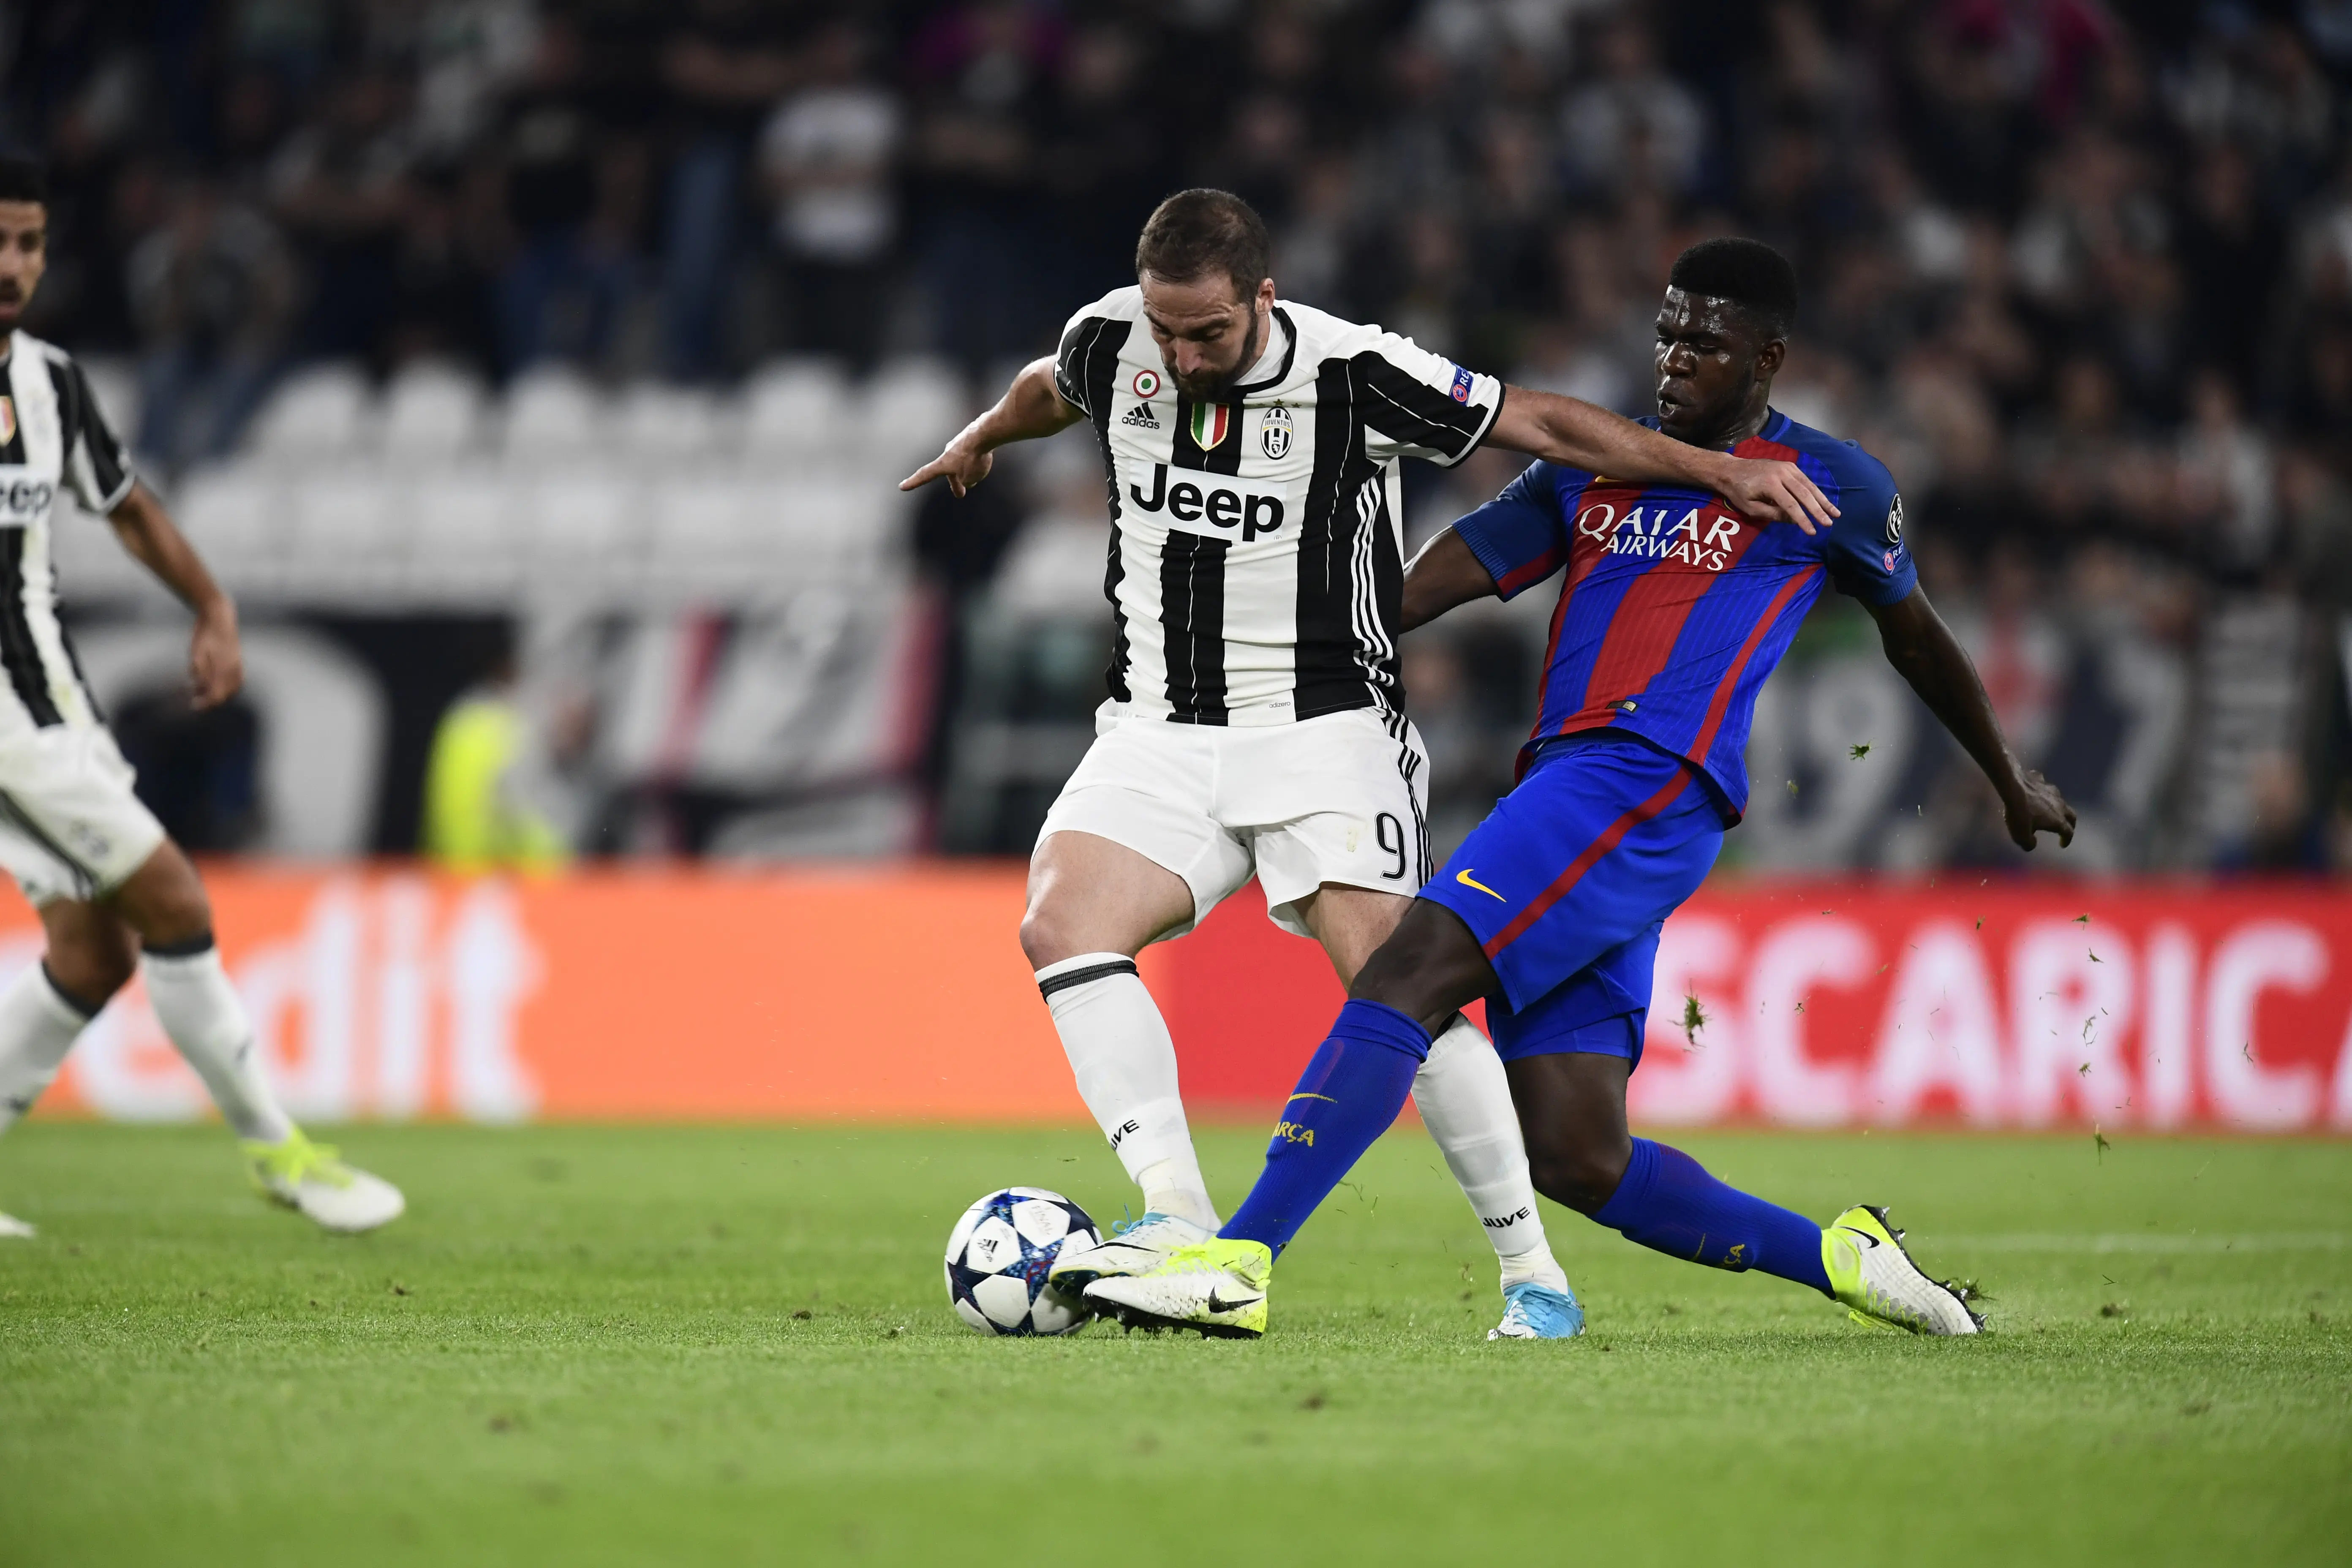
[1088,239,2077,1339]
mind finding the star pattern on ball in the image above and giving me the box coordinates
[944,1190,1102,1335]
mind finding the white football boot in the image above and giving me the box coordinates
[1824,1205,1983,1335]
[244,1129,406,1233]
[1046,1211,1211,1300]
[0,1209,34,1239]
[1083,1237,1271,1338]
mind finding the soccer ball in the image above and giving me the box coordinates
[943,1187,1101,1336]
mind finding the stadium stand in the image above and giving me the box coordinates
[5,2,2347,871]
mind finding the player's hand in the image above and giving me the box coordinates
[2002,768,2075,852]
[899,439,994,498]
[188,603,243,708]
[1715,456,1838,535]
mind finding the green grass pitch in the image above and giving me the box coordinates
[2,1122,2346,1566]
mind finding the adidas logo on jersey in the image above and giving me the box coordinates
[1120,402,1160,429]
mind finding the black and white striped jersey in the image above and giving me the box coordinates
[1054,288,1503,726]
[0,334,135,733]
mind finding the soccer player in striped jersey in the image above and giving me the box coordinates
[904,191,1835,1337]
[1088,238,2075,1339]
[0,159,400,1237]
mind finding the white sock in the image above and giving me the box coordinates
[0,963,94,1134]
[1035,952,1219,1229]
[142,941,293,1145]
[1414,1014,1569,1293]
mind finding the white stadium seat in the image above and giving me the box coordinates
[615,384,724,463]
[648,478,748,553]
[501,365,608,468]
[48,502,146,598]
[859,356,969,467]
[740,357,852,463]
[642,482,758,593]
[75,357,142,452]
[247,362,370,463]
[410,468,525,597]
[158,370,917,605]
[174,460,287,563]
[525,473,640,578]
[770,473,901,573]
[289,473,404,584]
[382,361,487,463]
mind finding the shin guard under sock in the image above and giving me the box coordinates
[143,938,294,1145]
[0,964,94,1133]
[1035,952,1217,1228]
[1590,1138,1832,1296]
[1413,1015,1565,1290]
[1222,999,1429,1255]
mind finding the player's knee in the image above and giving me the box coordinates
[1524,1131,1631,1216]
[112,843,213,949]
[44,926,136,1005]
[1350,907,1489,1026]
[1018,903,1081,971]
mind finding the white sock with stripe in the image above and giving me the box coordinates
[0,963,95,1134]
[1414,1014,1570,1293]
[1035,952,1220,1230]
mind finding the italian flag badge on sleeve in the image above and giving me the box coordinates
[1189,403,1232,451]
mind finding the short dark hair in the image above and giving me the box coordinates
[1135,189,1271,301]
[1668,238,1797,338]
[0,155,46,206]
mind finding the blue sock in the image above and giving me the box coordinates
[1590,1138,1832,1297]
[1222,999,1430,1255]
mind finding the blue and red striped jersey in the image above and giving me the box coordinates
[1451,409,1913,817]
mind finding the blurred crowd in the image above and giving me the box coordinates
[7,0,2352,873]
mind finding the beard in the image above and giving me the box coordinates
[1165,310,1266,401]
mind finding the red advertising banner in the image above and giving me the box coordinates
[28,866,1085,1125]
[1163,880,2352,1132]
[21,866,2352,1133]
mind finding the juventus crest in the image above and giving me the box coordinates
[1260,406,1293,460]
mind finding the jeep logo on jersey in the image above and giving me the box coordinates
[0,476,54,520]
[1131,368,1160,400]
[1575,501,1744,572]
[1260,405,1293,460]
[1188,403,1232,451]
[1127,463,1285,541]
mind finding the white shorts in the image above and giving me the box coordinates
[0,724,168,906]
[1037,705,1432,939]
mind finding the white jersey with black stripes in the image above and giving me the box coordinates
[1053,288,1503,728]
[0,332,133,739]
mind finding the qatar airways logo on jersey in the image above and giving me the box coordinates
[1576,501,1744,572]
[1127,462,1286,542]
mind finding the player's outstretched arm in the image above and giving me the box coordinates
[1867,585,2074,852]
[1486,387,1838,534]
[108,482,242,708]
[1400,527,1500,634]
[899,356,1087,498]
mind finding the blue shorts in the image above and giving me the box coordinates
[1418,734,1724,1067]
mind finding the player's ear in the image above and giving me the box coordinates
[1755,335,1788,380]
